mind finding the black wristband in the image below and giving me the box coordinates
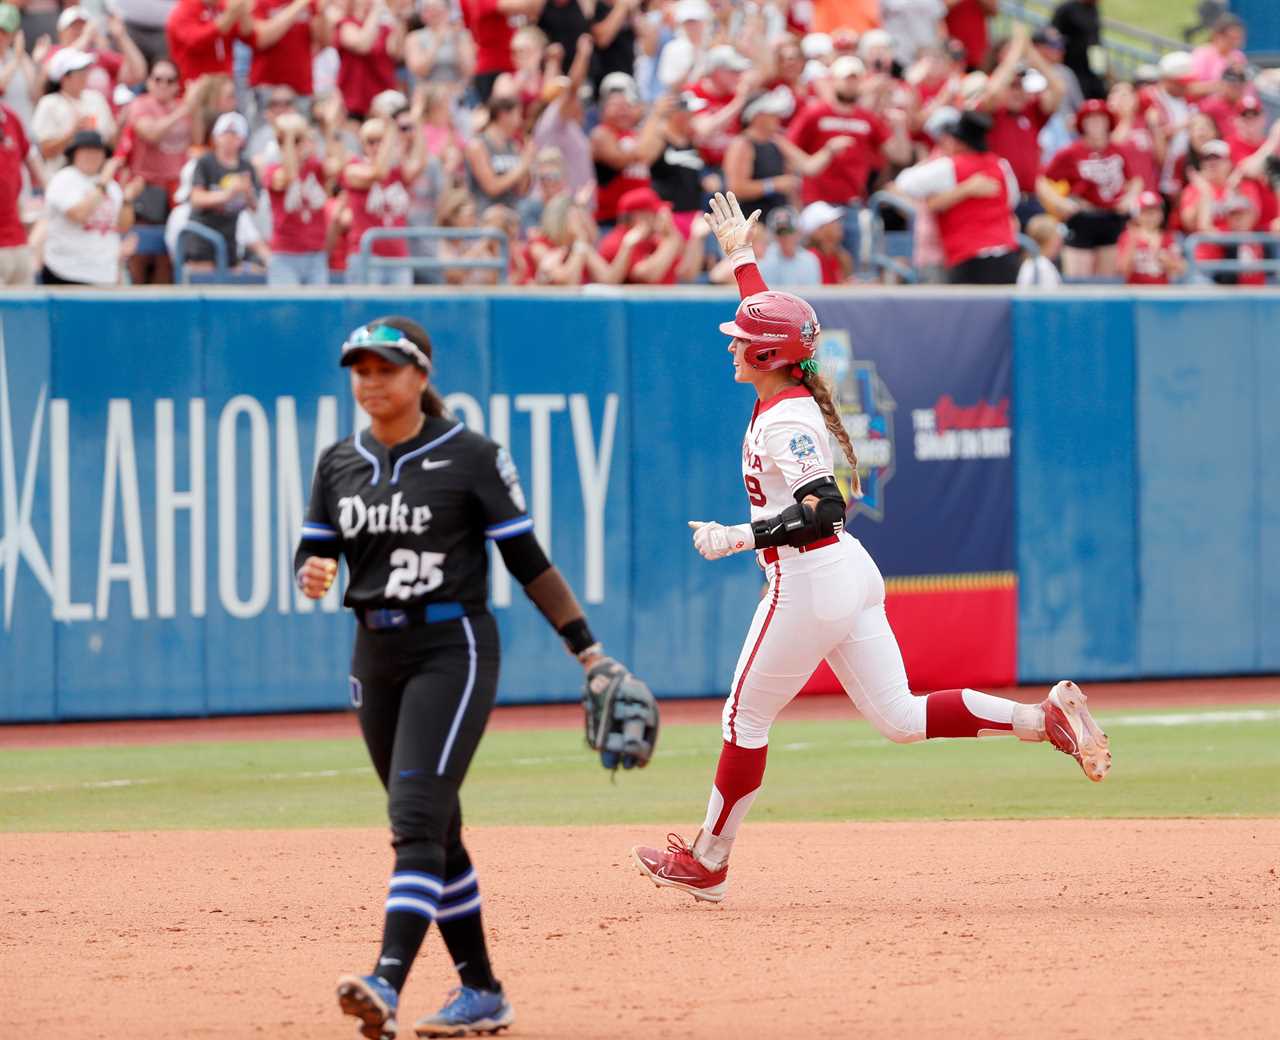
[557,617,596,656]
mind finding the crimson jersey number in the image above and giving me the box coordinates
[744,475,766,507]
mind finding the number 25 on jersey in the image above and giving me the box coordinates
[385,549,447,600]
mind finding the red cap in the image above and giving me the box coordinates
[1239,95,1264,113]
[1076,98,1115,131]
[1137,190,1162,210]
[617,187,668,215]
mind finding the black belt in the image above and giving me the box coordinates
[358,602,465,630]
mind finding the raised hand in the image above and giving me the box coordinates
[706,191,761,255]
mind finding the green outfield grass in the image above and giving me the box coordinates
[1107,0,1198,44]
[2,706,1276,832]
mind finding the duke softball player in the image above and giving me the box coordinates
[296,316,645,1038]
[632,194,1112,904]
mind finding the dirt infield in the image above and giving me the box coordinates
[3,675,1278,750]
[5,820,1277,1040]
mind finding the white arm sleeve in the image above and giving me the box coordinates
[894,157,957,199]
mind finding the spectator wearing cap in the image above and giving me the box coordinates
[1144,52,1194,177]
[0,3,39,131]
[1197,65,1254,136]
[1179,138,1264,253]
[591,71,668,225]
[588,0,640,96]
[406,0,475,96]
[725,86,852,225]
[185,111,267,267]
[1108,80,1162,193]
[1230,104,1280,232]
[687,45,756,171]
[1037,98,1140,277]
[1206,192,1268,286]
[336,0,406,120]
[757,205,822,285]
[1032,26,1082,113]
[534,33,596,206]
[42,129,140,285]
[893,109,1021,284]
[650,90,712,235]
[799,199,852,282]
[342,113,426,284]
[0,77,41,285]
[466,94,536,210]
[263,110,329,284]
[858,29,896,78]
[49,7,148,99]
[249,0,329,106]
[944,0,996,72]
[597,184,708,282]
[1049,0,1103,99]
[166,0,252,85]
[518,145,568,230]
[976,25,1064,224]
[879,0,946,70]
[462,0,543,103]
[658,0,711,91]
[1190,14,1246,86]
[33,49,117,171]
[788,55,910,213]
[1117,189,1183,285]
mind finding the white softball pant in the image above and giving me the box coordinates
[722,534,926,749]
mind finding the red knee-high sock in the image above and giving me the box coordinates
[925,689,1014,739]
[705,741,768,837]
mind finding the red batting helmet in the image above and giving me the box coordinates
[718,291,821,371]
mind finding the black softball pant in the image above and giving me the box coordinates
[350,612,500,877]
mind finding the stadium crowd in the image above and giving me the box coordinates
[0,0,1275,287]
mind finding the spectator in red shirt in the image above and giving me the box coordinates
[688,45,756,170]
[51,7,147,96]
[788,55,910,208]
[0,99,42,284]
[1196,64,1251,134]
[342,113,427,285]
[122,59,197,284]
[167,0,252,84]
[977,24,1064,224]
[1109,80,1162,192]
[1178,139,1265,267]
[264,110,330,284]
[944,0,995,71]
[893,109,1021,283]
[590,72,668,225]
[251,0,329,102]
[462,0,543,103]
[1117,190,1183,285]
[798,198,852,283]
[337,0,405,119]
[597,185,707,283]
[1038,99,1141,278]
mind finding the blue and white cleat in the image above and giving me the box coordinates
[337,973,399,1040]
[414,986,514,1038]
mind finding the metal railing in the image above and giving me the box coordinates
[996,0,1184,81]
[173,222,228,284]
[350,227,508,284]
[1183,231,1280,281]
[865,192,918,284]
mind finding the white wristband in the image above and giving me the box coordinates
[728,245,755,269]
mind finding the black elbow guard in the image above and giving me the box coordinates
[801,477,846,539]
[751,503,817,549]
[496,530,553,586]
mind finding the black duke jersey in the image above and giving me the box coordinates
[294,415,532,613]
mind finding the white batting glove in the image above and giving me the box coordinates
[687,520,754,561]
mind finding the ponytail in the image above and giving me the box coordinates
[370,313,450,419]
[800,368,861,497]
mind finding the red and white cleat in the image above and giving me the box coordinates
[632,833,728,903]
[1042,681,1111,782]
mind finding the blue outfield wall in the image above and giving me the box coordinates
[0,290,1276,722]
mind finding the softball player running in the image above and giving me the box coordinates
[632,194,1111,904]
[297,316,651,1038]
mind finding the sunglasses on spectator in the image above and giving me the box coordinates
[397,121,415,132]
[363,135,384,146]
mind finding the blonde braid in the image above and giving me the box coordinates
[802,370,861,497]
